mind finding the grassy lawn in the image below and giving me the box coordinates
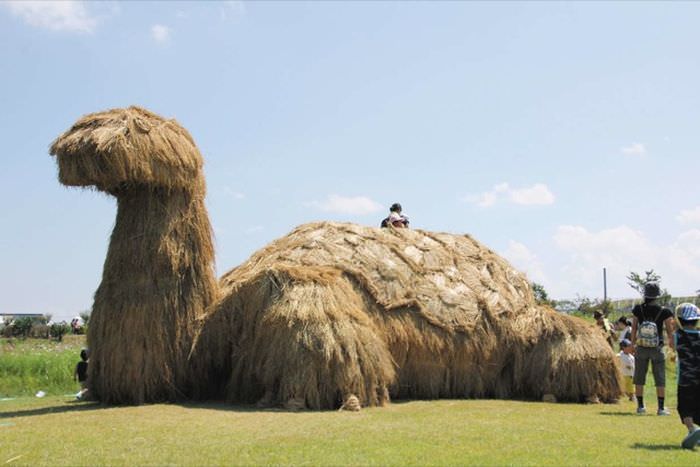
[1,394,698,465]
[2,337,697,465]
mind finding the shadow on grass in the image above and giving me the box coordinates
[1,399,322,419]
[180,401,275,413]
[631,443,681,451]
[0,401,104,419]
[6,397,530,418]
[599,411,638,417]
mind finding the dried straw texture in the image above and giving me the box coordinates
[51,107,217,404]
[193,222,622,409]
[50,106,202,193]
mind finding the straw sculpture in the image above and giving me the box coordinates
[192,222,622,409]
[51,106,622,408]
[50,107,217,404]
[339,395,361,412]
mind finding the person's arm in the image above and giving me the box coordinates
[631,316,638,346]
[665,317,675,351]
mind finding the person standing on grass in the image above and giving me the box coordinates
[74,348,89,400]
[616,316,632,349]
[631,282,674,415]
[617,339,635,401]
[674,303,700,449]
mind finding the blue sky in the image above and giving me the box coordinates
[1,1,699,321]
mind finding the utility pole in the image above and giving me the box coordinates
[603,267,608,315]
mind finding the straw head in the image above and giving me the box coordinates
[50,106,204,193]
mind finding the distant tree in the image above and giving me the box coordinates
[575,296,596,314]
[554,299,577,313]
[627,269,671,303]
[12,317,33,338]
[627,270,661,296]
[79,310,91,327]
[50,322,71,342]
[531,282,555,307]
[574,295,610,317]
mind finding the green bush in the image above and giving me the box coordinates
[50,322,71,342]
[79,310,91,327]
[11,317,34,338]
[29,323,50,339]
[0,338,85,397]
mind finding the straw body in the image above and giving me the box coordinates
[193,222,622,409]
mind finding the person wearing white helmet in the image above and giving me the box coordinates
[674,302,700,449]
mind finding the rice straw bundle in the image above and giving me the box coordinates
[193,222,622,409]
[51,106,621,408]
[51,107,217,404]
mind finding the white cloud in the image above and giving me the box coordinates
[501,240,548,285]
[309,194,383,216]
[621,143,646,156]
[552,224,700,298]
[510,183,555,205]
[3,0,97,33]
[678,206,700,225]
[464,182,555,207]
[151,24,171,43]
[668,229,700,279]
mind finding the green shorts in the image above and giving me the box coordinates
[633,346,665,387]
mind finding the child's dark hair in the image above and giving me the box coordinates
[679,318,698,328]
[617,316,631,326]
[80,349,88,361]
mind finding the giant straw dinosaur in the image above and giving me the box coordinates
[50,106,622,408]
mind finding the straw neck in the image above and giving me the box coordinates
[87,184,217,402]
[101,185,217,311]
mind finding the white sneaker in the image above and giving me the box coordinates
[657,408,671,416]
[636,406,646,414]
[681,428,700,450]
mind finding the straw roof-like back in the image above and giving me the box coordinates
[219,222,532,331]
[50,106,203,192]
[193,222,621,409]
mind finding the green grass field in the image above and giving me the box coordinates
[1,394,698,465]
[0,336,85,398]
[2,337,698,465]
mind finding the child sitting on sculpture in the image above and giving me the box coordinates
[380,202,409,228]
